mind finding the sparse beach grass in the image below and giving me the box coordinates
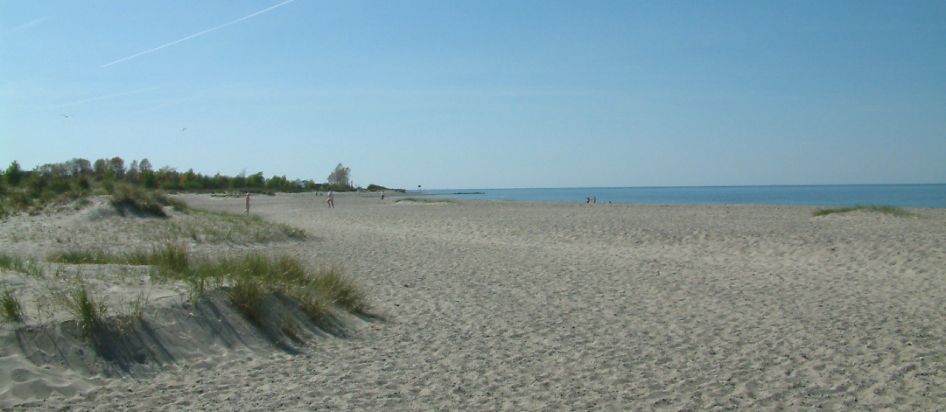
[109,184,177,218]
[57,283,108,336]
[167,209,307,243]
[813,205,915,217]
[0,253,43,277]
[49,242,190,271]
[1,287,25,324]
[49,244,367,326]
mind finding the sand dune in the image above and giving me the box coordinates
[1,193,944,409]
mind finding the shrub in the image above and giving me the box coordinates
[109,184,171,217]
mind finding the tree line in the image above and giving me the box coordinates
[0,157,387,217]
[0,157,361,193]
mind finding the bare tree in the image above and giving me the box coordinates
[327,163,351,188]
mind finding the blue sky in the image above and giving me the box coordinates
[2,0,945,189]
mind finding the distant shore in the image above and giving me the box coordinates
[415,183,946,208]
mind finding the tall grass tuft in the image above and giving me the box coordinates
[311,268,368,314]
[813,205,915,218]
[59,284,108,336]
[1,288,25,324]
[229,277,265,326]
[0,254,43,277]
[147,242,189,273]
[292,286,333,321]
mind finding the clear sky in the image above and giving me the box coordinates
[2,0,945,189]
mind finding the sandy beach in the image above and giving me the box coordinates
[2,192,945,410]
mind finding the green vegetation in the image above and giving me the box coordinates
[309,268,368,314]
[58,283,108,336]
[183,209,307,243]
[1,288,25,324]
[50,244,368,326]
[813,205,915,218]
[109,183,186,217]
[0,254,43,277]
[0,157,389,218]
[50,242,190,270]
[229,277,266,325]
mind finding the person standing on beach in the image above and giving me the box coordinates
[244,192,251,215]
[381,191,385,201]
[327,190,335,208]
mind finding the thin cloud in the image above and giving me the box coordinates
[6,16,49,34]
[101,0,296,68]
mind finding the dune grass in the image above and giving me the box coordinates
[49,242,190,272]
[309,268,368,314]
[813,205,915,218]
[109,184,186,218]
[1,288,25,324]
[57,283,108,336]
[0,254,43,277]
[168,209,307,243]
[48,244,368,327]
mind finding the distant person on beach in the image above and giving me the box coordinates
[244,192,250,215]
[327,191,335,208]
[381,191,385,201]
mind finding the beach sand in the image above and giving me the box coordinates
[2,192,944,410]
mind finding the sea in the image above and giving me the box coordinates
[421,184,946,208]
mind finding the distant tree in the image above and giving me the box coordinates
[157,166,179,190]
[231,171,246,189]
[5,161,23,186]
[138,158,153,174]
[246,172,265,188]
[93,159,108,178]
[266,175,288,190]
[327,163,351,188]
[108,157,125,178]
[139,158,156,188]
[180,169,202,190]
[127,160,140,183]
[65,158,92,176]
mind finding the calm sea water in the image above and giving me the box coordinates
[422,184,946,208]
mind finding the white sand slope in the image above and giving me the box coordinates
[2,193,945,410]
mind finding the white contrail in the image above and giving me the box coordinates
[6,16,49,34]
[102,0,296,68]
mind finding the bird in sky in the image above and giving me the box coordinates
[61,114,70,118]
